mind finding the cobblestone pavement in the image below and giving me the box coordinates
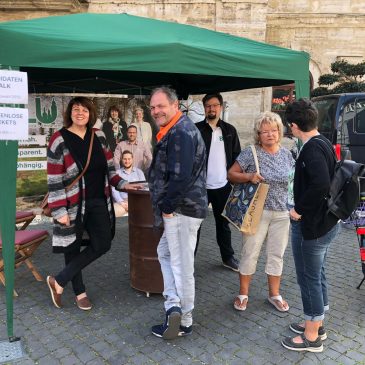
[1,212,365,365]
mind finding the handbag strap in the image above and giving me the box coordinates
[65,129,95,191]
[250,145,260,175]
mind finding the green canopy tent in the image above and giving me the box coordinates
[0,13,310,97]
[0,13,310,339]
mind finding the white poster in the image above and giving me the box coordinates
[0,107,28,140]
[19,134,47,146]
[18,147,47,158]
[17,160,47,171]
[0,70,28,104]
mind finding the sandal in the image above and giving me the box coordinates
[233,295,248,311]
[268,295,289,312]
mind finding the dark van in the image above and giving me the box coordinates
[311,93,365,164]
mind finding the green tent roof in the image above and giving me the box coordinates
[0,13,310,97]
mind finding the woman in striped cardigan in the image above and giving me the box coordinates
[46,97,137,311]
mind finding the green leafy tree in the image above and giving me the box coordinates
[311,60,365,97]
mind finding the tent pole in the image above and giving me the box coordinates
[0,65,19,341]
[0,140,18,340]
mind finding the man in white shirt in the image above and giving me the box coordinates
[112,150,145,217]
[113,125,152,174]
[195,93,241,271]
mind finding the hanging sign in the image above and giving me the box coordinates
[17,160,47,171]
[18,147,46,158]
[0,70,28,104]
[0,107,28,140]
[19,134,47,146]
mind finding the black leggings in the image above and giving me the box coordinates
[195,182,234,261]
[55,198,112,295]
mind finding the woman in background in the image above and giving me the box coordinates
[102,105,128,152]
[131,107,153,149]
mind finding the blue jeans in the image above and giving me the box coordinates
[157,213,203,327]
[291,220,339,321]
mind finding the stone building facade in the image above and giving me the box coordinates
[0,0,88,22]
[1,0,364,145]
[266,1,365,90]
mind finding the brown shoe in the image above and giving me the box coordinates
[47,276,62,308]
[76,296,92,311]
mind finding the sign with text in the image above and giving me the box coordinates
[18,147,46,158]
[19,134,47,146]
[17,160,47,171]
[0,70,28,104]
[0,107,28,140]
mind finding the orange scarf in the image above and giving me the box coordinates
[156,111,182,142]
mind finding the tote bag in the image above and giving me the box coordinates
[222,145,269,235]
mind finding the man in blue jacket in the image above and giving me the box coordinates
[148,86,208,340]
[195,93,241,271]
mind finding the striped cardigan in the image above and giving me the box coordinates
[47,128,127,252]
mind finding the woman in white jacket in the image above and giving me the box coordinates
[131,107,152,150]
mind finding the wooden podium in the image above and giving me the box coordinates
[127,190,163,296]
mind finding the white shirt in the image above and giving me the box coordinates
[206,126,227,189]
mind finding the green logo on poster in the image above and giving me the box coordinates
[36,97,57,125]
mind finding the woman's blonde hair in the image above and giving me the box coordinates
[253,111,284,145]
[134,107,144,116]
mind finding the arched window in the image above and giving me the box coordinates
[271,72,314,113]
[271,83,295,112]
[271,83,295,135]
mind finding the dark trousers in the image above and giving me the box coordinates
[196,182,234,261]
[56,198,112,295]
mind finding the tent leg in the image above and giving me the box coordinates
[9,336,21,343]
[357,277,365,289]
[0,139,18,338]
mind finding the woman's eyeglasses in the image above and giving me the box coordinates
[259,129,279,136]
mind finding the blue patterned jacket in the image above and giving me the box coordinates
[148,113,208,227]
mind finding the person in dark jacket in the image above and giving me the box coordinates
[148,86,208,340]
[195,93,241,271]
[102,105,128,152]
[281,98,339,353]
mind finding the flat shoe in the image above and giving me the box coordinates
[282,334,323,353]
[289,322,327,341]
[47,275,62,309]
[233,295,248,311]
[268,295,289,312]
[76,296,92,311]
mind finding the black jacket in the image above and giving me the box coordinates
[195,119,241,170]
[294,134,338,239]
